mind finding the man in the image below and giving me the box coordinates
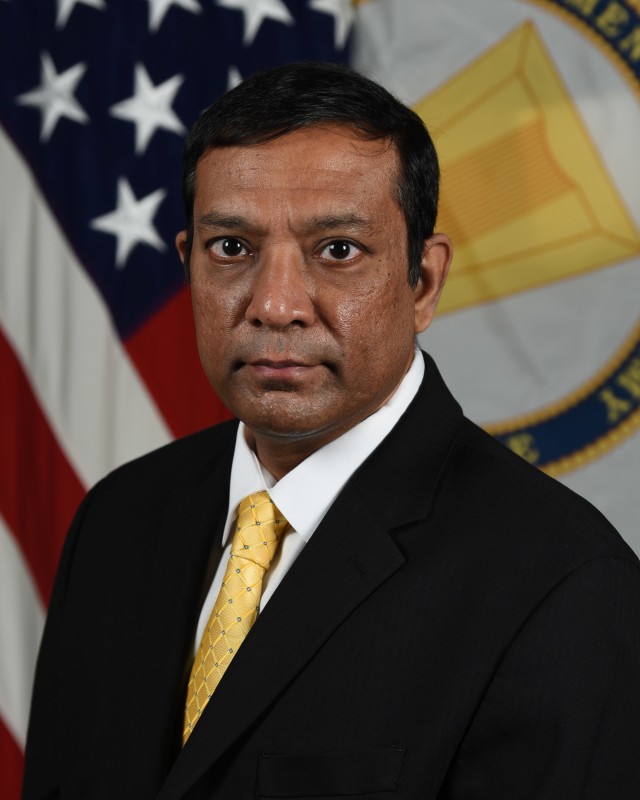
[23,63,640,799]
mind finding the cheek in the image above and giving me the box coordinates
[191,283,210,325]
[191,287,217,344]
[333,279,413,373]
[191,272,241,334]
[190,286,233,376]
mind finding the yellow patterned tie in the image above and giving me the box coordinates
[182,491,288,745]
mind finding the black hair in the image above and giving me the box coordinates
[181,62,439,285]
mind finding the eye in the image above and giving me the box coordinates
[209,237,249,258]
[319,240,361,261]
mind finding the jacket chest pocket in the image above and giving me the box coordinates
[255,746,405,799]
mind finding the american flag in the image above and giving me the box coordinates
[0,0,352,794]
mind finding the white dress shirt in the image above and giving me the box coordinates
[194,349,425,651]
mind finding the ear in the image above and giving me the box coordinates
[413,233,453,334]
[175,230,188,263]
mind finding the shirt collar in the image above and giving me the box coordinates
[222,348,424,545]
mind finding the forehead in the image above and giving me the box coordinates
[193,125,400,206]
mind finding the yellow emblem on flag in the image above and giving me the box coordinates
[412,22,640,314]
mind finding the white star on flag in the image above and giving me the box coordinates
[110,64,186,155]
[228,65,243,90]
[90,178,167,268]
[56,0,106,29]
[309,0,354,49]
[216,0,294,45]
[16,52,88,141]
[146,0,202,33]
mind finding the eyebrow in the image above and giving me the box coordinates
[301,214,375,234]
[195,211,375,235]
[196,213,255,231]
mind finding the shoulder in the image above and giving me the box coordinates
[84,418,239,514]
[439,416,638,581]
[54,418,239,588]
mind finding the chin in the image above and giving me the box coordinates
[239,404,332,442]
[244,415,321,441]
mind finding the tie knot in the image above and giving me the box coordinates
[231,492,288,570]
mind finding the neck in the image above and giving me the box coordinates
[244,359,416,480]
[245,429,333,481]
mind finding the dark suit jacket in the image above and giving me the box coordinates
[23,352,640,800]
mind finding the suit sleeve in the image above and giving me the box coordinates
[441,554,640,800]
[21,492,92,800]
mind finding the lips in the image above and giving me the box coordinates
[243,358,319,381]
[249,358,311,368]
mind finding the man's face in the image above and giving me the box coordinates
[178,125,450,470]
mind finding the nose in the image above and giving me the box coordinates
[245,246,315,328]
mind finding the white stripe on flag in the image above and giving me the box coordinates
[0,125,171,488]
[0,513,46,749]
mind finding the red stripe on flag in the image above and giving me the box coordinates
[0,718,24,800]
[126,285,233,439]
[0,327,86,605]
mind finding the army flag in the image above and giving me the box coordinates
[354,0,640,550]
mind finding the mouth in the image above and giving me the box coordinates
[236,357,326,384]
[244,358,316,378]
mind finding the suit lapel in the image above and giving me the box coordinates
[353,351,463,527]
[157,483,406,800]
[157,353,463,800]
[117,435,235,790]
